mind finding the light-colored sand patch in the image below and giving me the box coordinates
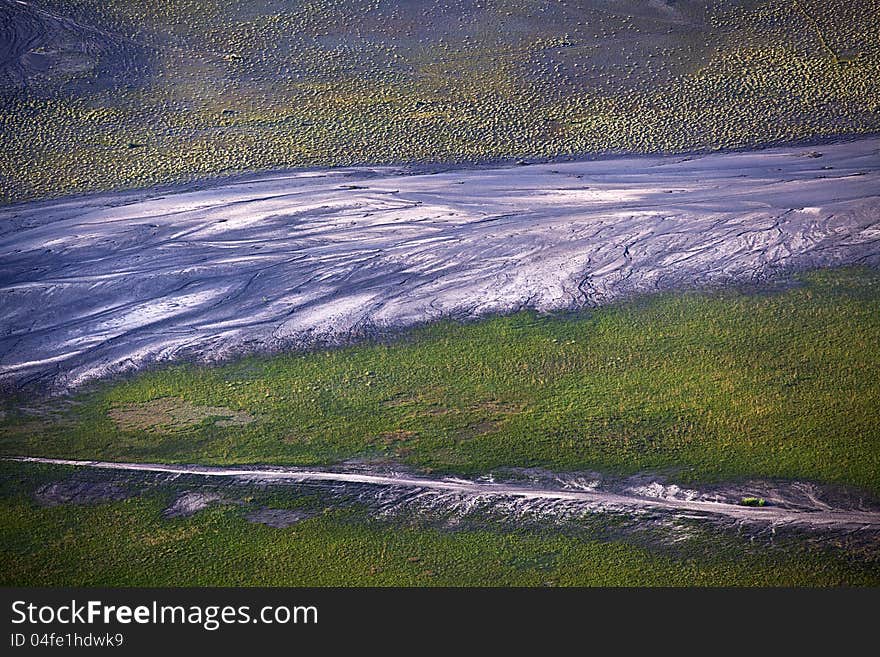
[162,491,224,518]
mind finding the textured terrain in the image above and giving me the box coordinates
[12,456,880,534]
[5,458,879,586]
[2,0,879,203]
[1,138,878,390]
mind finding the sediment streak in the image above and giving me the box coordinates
[9,456,880,531]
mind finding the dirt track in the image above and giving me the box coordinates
[10,457,880,532]
[1,138,879,390]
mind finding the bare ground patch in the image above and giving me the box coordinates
[35,480,130,506]
[374,429,418,445]
[468,400,522,415]
[456,420,503,441]
[454,400,523,440]
[108,398,255,432]
[162,491,225,518]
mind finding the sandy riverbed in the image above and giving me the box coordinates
[1,138,879,390]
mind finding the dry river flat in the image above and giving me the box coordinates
[1,138,878,390]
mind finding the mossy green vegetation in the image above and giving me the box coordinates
[3,267,879,494]
[0,466,876,586]
[2,0,879,203]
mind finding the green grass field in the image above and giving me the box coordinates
[3,267,879,494]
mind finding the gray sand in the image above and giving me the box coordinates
[1,138,879,390]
